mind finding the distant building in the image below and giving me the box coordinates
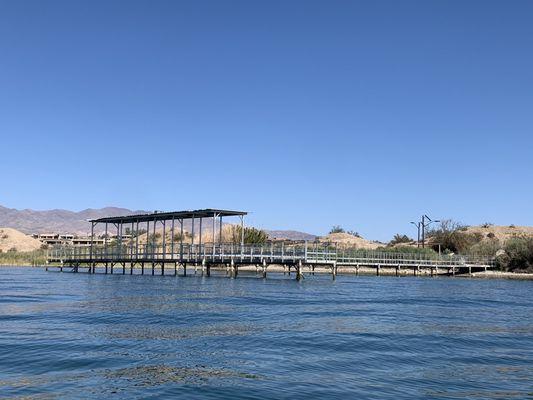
[32,233,104,247]
[72,237,104,246]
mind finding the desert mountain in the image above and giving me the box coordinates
[0,205,143,235]
[0,205,316,240]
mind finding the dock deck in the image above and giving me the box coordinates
[47,242,495,279]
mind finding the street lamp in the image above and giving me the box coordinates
[421,215,440,248]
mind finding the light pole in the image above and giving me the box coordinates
[410,221,421,247]
[421,215,440,248]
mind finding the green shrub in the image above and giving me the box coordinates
[0,250,47,266]
[376,245,437,257]
[147,233,161,243]
[227,226,268,244]
[329,225,345,234]
[346,230,361,238]
[427,220,483,253]
[389,234,412,246]
[468,238,501,257]
[173,232,191,242]
[497,236,533,272]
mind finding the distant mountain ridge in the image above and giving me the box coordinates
[0,205,316,240]
[264,230,316,241]
[0,205,145,235]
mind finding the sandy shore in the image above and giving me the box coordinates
[469,270,533,280]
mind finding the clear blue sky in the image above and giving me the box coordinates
[1,0,532,241]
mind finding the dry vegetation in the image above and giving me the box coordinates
[426,221,533,272]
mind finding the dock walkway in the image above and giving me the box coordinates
[47,242,495,279]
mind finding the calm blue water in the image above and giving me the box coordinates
[0,267,532,399]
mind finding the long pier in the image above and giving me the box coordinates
[45,208,495,279]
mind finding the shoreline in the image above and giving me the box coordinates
[3,264,533,280]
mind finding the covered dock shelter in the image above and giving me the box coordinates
[88,209,247,259]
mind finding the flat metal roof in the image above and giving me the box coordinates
[89,209,247,224]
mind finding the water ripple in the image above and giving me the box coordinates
[0,268,532,399]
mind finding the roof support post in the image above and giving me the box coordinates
[240,214,245,247]
[191,215,195,246]
[212,212,216,257]
[146,220,150,258]
[90,222,95,262]
[135,220,139,260]
[152,217,156,258]
[104,222,108,259]
[199,217,203,250]
[171,217,175,258]
[219,215,223,244]
[180,219,184,261]
[162,220,166,260]
[239,215,245,259]
[131,221,134,260]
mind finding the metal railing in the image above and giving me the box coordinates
[47,242,495,267]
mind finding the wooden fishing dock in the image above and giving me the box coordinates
[46,209,495,279]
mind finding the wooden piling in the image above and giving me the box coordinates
[230,258,235,278]
[262,259,267,278]
[296,260,303,281]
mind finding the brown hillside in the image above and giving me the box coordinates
[0,228,43,252]
[464,225,533,242]
[319,233,383,250]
